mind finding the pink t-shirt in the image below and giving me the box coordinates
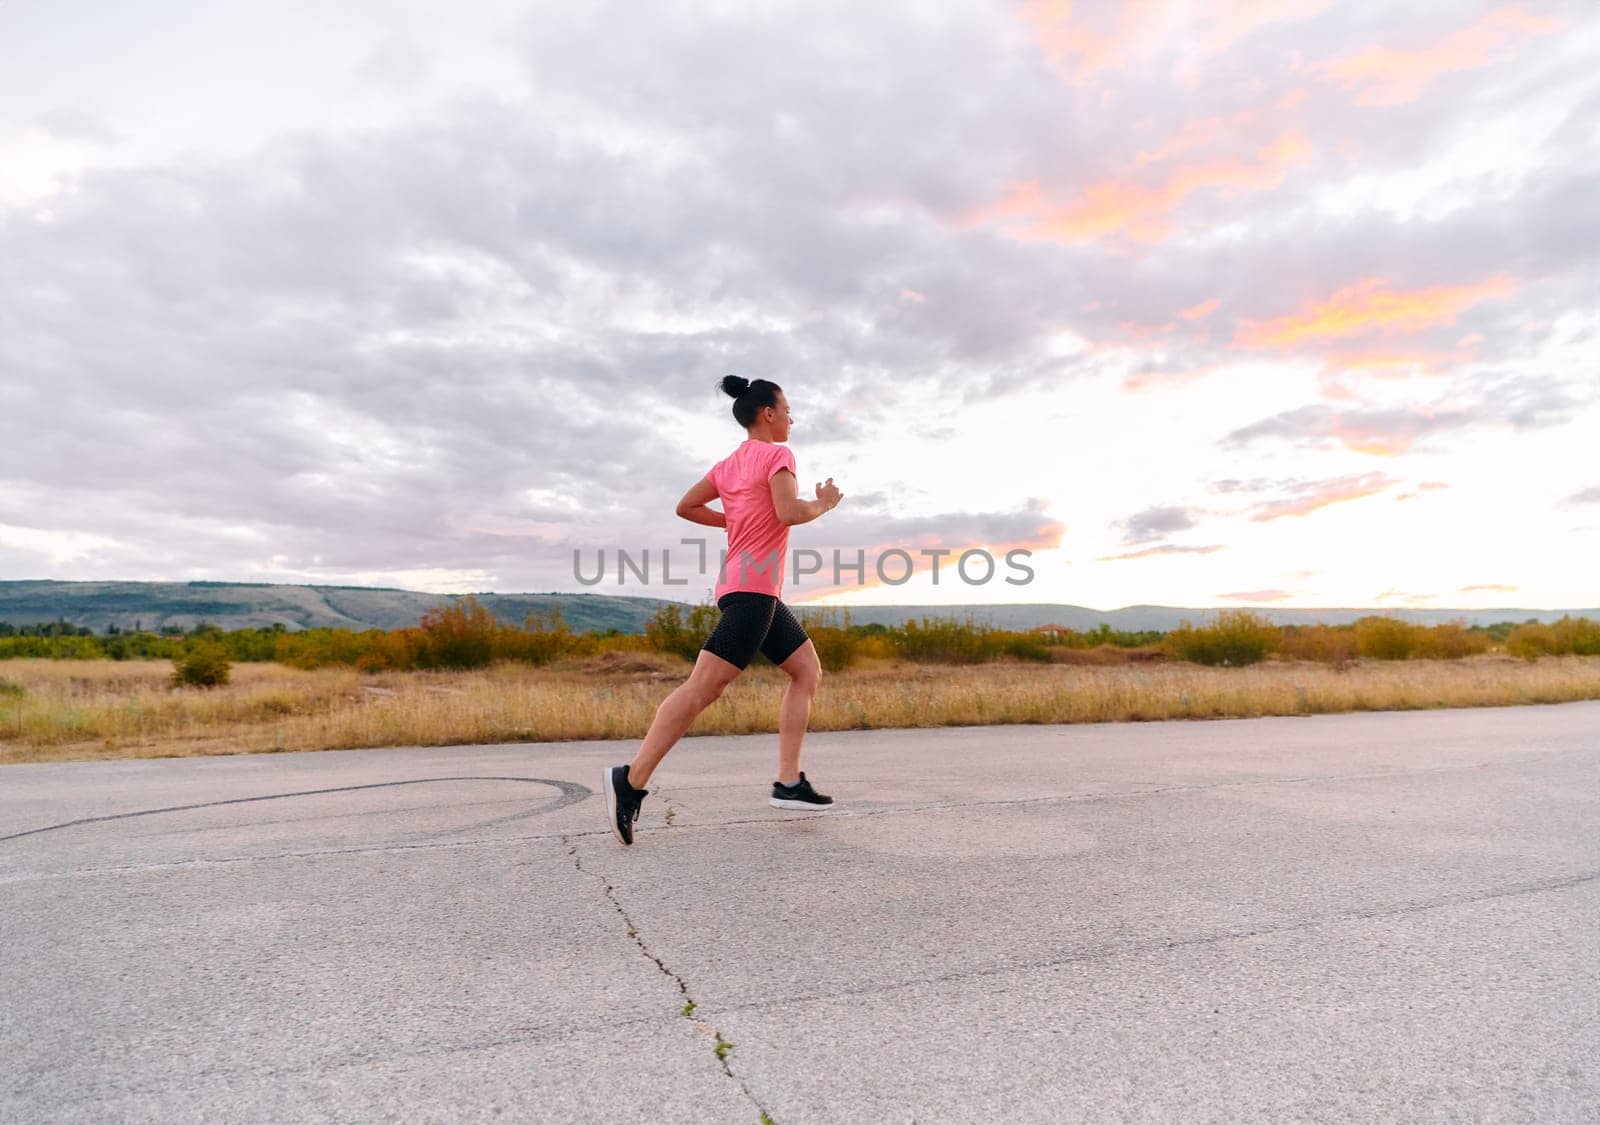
[708,439,796,600]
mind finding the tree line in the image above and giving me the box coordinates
[1,600,1596,673]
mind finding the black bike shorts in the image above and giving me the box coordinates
[702,592,810,670]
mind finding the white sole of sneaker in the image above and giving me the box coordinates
[604,767,629,844]
[769,796,835,810]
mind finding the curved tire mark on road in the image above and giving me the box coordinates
[0,776,591,845]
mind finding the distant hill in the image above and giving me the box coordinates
[0,581,683,635]
[1,580,1592,636]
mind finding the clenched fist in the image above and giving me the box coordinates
[817,478,843,511]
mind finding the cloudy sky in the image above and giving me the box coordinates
[3,0,1597,611]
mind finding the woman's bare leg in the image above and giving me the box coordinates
[776,640,822,784]
[627,649,742,788]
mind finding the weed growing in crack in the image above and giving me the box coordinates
[565,832,771,1117]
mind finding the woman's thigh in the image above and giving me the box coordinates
[702,593,779,670]
[758,599,812,668]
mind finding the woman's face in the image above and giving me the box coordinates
[766,390,794,441]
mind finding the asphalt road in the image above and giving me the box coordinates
[3,701,1597,1123]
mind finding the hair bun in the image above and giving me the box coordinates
[720,375,751,399]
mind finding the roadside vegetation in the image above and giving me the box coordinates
[2,601,1597,765]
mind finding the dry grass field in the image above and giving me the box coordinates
[3,652,1599,766]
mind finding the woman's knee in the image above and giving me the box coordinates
[686,666,739,707]
[786,652,822,695]
[685,650,742,705]
[694,678,731,707]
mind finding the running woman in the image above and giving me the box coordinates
[604,377,844,845]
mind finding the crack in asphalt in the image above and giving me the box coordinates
[561,832,774,1124]
[714,865,1600,1016]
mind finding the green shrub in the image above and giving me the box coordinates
[1551,615,1600,656]
[354,629,415,672]
[499,608,597,666]
[1165,610,1279,666]
[1353,616,1417,660]
[997,634,1052,662]
[1506,622,1557,661]
[414,597,496,669]
[171,641,232,687]
[1279,624,1357,664]
[1412,621,1489,659]
[644,602,720,661]
[897,616,990,663]
[803,625,857,671]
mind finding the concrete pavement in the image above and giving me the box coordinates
[2,701,1597,1122]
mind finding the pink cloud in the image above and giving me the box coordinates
[1235,276,1515,348]
[1180,298,1221,321]
[1017,0,1148,84]
[1096,543,1226,561]
[1020,0,1334,81]
[1248,473,1395,519]
[1319,6,1563,107]
[967,131,1312,244]
[1217,588,1295,602]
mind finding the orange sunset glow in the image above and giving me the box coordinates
[1235,277,1518,349]
[1319,6,1563,107]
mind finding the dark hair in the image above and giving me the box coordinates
[718,375,782,428]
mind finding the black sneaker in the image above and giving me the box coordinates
[770,771,834,810]
[604,764,648,845]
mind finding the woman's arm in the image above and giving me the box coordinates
[770,470,842,526]
[675,476,726,528]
